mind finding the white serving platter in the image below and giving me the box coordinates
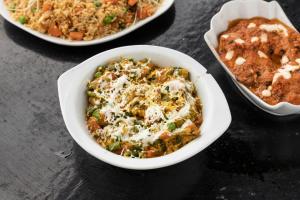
[0,0,174,46]
[58,45,232,169]
[204,0,300,116]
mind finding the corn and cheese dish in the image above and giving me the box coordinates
[4,0,162,41]
[86,58,203,158]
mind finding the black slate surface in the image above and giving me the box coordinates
[0,0,300,199]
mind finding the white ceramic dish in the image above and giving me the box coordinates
[57,45,231,170]
[0,0,174,46]
[204,0,300,116]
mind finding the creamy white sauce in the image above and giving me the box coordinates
[164,80,186,91]
[222,34,229,39]
[259,23,289,37]
[247,22,256,29]
[225,50,234,60]
[281,55,289,64]
[234,38,245,44]
[258,51,268,58]
[272,64,300,84]
[251,36,259,43]
[181,119,193,129]
[167,103,190,121]
[262,89,271,97]
[145,105,165,124]
[92,60,199,148]
[261,86,273,97]
[125,129,152,146]
[260,33,268,43]
[235,57,246,65]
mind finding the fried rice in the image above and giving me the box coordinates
[4,0,162,41]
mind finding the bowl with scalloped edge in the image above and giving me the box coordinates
[57,45,231,169]
[0,0,174,46]
[204,0,300,116]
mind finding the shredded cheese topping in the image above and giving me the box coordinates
[86,58,202,158]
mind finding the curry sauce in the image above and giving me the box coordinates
[218,17,300,105]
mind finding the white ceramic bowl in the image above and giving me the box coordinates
[0,0,174,46]
[204,0,300,116]
[57,45,231,170]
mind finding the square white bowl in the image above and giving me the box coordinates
[0,0,174,46]
[204,0,300,116]
[57,45,231,170]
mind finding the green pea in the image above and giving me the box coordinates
[18,16,27,24]
[103,15,116,25]
[87,91,96,97]
[167,122,176,132]
[94,0,101,7]
[94,71,103,78]
[92,109,100,120]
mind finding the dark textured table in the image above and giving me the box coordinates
[1,0,300,199]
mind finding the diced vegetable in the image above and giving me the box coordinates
[69,32,84,40]
[42,3,52,12]
[103,15,116,25]
[128,0,138,6]
[92,109,100,120]
[94,0,102,7]
[137,5,154,19]
[94,71,103,78]
[167,122,176,132]
[18,16,27,24]
[108,141,121,151]
[48,24,62,37]
[87,117,100,132]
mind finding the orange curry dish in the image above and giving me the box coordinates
[218,17,300,105]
